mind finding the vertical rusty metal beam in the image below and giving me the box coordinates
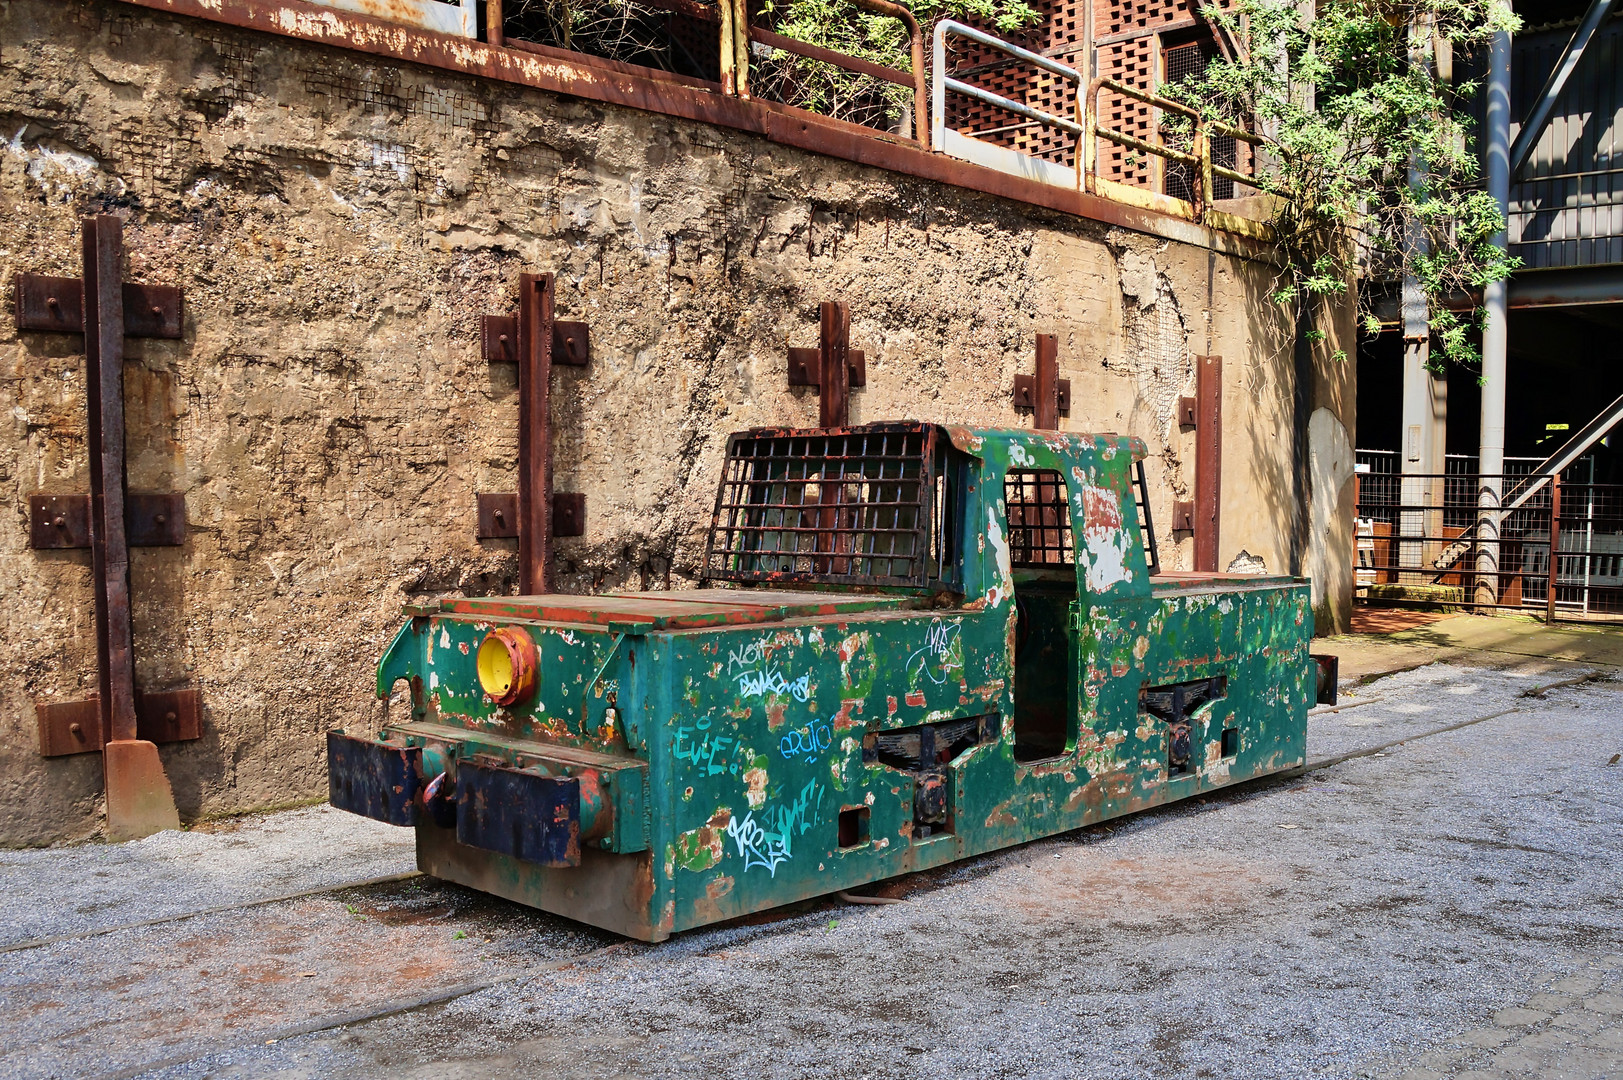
[1194,354,1222,573]
[819,301,851,429]
[517,273,555,595]
[486,0,504,46]
[1547,473,1562,624]
[1033,333,1059,430]
[83,216,138,747]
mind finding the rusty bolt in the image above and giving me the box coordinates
[151,306,163,317]
[46,296,59,309]
[53,516,66,528]
[493,509,505,522]
[154,514,167,525]
[69,722,84,739]
[498,334,510,345]
[164,711,177,723]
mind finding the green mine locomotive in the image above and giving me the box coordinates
[329,422,1320,940]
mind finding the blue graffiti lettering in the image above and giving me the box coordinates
[778,718,834,764]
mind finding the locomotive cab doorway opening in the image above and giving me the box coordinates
[1005,468,1079,762]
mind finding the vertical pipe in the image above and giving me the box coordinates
[719,0,736,95]
[83,216,138,747]
[1547,473,1562,623]
[486,0,503,46]
[517,272,555,595]
[1034,333,1059,430]
[1477,27,1511,608]
[931,19,947,154]
[733,0,751,99]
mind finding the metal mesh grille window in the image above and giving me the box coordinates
[1161,37,1236,202]
[1005,470,1075,568]
[704,423,948,588]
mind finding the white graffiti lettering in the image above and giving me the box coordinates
[726,640,768,674]
[726,779,826,876]
[735,665,811,702]
[906,621,963,685]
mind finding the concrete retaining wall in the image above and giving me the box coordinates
[0,0,1355,843]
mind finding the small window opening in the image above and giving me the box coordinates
[1160,34,1238,202]
[1006,468,1078,762]
[1221,727,1239,758]
[838,806,871,849]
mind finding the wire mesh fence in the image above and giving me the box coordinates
[1353,453,1623,622]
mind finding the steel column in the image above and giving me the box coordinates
[1399,18,1444,583]
[1547,473,1563,623]
[517,272,555,595]
[1477,28,1512,607]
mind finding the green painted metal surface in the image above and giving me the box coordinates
[336,425,1313,941]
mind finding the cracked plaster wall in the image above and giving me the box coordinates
[0,0,1354,844]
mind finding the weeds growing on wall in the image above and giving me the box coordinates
[1170,0,1522,367]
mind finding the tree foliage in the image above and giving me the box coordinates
[1172,0,1521,366]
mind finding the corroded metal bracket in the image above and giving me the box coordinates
[476,491,586,539]
[788,302,866,428]
[480,315,591,366]
[29,493,187,549]
[14,273,183,339]
[37,689,201,758]
[786,347,866,389]
[481,277,590,588]
[1012,334,1070,428]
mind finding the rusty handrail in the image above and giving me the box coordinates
[740,0,927,145]
[848,0,927,147]
[1085,75,1265,218]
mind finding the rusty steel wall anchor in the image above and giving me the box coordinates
[15,217,194,839]
[477,274,589,592]
[787,301,867,428]
[1011,334,1071,430]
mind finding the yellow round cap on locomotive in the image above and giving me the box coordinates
[476,627,539,706]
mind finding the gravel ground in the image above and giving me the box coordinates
[5,662,1622,1080]
[0,805,416,948]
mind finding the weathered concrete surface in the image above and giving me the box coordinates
[2,658,1618,1079]
[0,0,1355,844]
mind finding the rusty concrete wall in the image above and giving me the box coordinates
[0,0,1355,845]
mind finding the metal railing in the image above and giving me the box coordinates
[1354,469,1623,623]
[1085,77,1264,218]
[930,20,1084,188]
[928,22,1264,221]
